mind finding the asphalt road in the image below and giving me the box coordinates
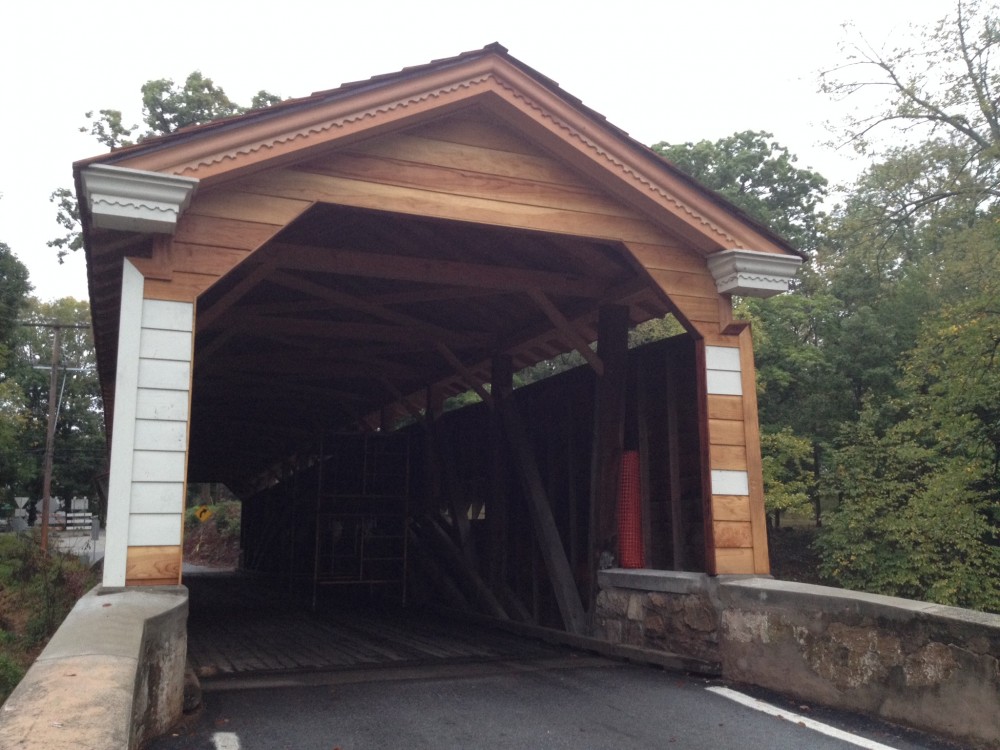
[150,657,960,750]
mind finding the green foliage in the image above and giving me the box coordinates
[46,188,84,263]
[0,241,32,365]
[0,298,104,512]
[821,0,1000,224]
[0,532,98,703]
[653,130,828,252]
[0,654,23,702]
[817,405,1000,612]
[760,428,815,525]
[185,500,242,544]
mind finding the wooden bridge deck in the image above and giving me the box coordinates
[184,572,562,681]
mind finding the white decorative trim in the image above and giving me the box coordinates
[707,249,803,298]
[81,165,198,234]
[103,260,144,587]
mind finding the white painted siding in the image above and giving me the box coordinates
[136,389,190,421]
[102,268,194,587]
[712,469,750,496]
[706,345,742,396]
[128,513,184,546]
[133,419,187,451]
[131,482,185,514]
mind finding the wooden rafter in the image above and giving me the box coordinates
[266,242,607,298]
[197,261,276,330]
[267,269,486,348]
[528,290,604,376]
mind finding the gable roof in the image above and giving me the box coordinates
[74,45,803,485]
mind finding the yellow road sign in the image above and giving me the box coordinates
[194,505,214,523]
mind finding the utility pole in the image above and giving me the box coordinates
[19,321,90,553]
[40,324,61,554]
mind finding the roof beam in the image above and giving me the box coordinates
[528,290,604,376]
[267,269,485,348]
[265,242,607,298]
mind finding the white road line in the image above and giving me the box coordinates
[212,732,241,750]
[706,686,900,750]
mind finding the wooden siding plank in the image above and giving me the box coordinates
[145,272,223,302]
[167,243,254,278]
[125,545,181,584]
[710,444,748,471]
[131,451,187,483]
[173,214,283,251]
[665,295,721,324]
[130,482,185,514]
[341,133,591,186]
[622,241,708,275]
[706,370,743,396]
[712,495,752,522]
[715,547,755,574]
[135,389,190,422]
[707,395,744,421]
[188,190,312,225]
[133,419,187,452]
[137,359,191,391]
[238,169,671,244]
[127,513,183,547]
[708,419,745,446]
[713,521,754,548]
[408,116,550,154]
[141,299,194,332]
[139,328,193,362]
[645,268,719,299]
[306,151,641,220]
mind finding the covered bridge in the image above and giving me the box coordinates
[75,45,801,634]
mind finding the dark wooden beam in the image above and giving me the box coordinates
[489,354,513,589]
[266,242,607,298]
[588,304,630,610]
[497,392,587,634]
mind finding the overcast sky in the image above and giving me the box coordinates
[2,0,953,302]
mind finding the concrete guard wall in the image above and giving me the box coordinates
[0,585,188,750]
[597,570,1000,749]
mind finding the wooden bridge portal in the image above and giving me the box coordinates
[74,44,801,634]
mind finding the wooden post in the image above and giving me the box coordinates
[587,305,629,608]
[489,354,513,588]
[497,395,587,635]
[666,358,686,570]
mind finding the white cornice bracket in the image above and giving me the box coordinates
[707,248,803,298]
[81,165,199,234]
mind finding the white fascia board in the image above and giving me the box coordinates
[707,249,803,298]
[81,164,198,234]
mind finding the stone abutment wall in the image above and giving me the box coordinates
[596,570,1000,749]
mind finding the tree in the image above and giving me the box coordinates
[81,71,282,149]
[6,299,104,514]
[822,1,1000,223]
[52,72,282,259]
[653,130,828,252]
[0,240,32,369]
[0,242,32,512]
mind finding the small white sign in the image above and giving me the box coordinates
[14,497,28,509]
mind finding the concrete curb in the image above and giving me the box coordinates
[0,585,188,750]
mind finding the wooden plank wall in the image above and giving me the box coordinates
[702,325,769,575]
